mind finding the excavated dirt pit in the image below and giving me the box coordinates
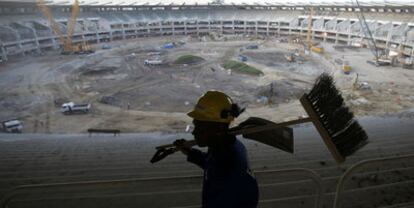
[243,51,329,76]
[1,36,413,133]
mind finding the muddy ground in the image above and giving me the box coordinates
[0,36,413,133]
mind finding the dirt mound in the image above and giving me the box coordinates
[257,80,308,104]
[80,57,123,76]
[174,55,205,65]
[81,66,117,76]
[100,96,123,107]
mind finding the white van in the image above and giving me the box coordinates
[2,119,23,133]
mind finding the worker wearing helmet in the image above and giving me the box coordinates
[175,90,259,208]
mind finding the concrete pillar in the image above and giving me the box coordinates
[11,27,25,56]
[266,22,269,36]
[160,22,164,36]
[96,32,100,43]
[121,24,126,39]
[255,21,258,36]
[220,21,223,35]
[1,43,7,62]
[277,21,281,36]
[196,21,199,36]
[184,21,188,35]
[312,30,315,42]
[81,34,86,45]
[110,30,114,41]
[244,21,247,34]
[232,20,235,33]
[335,33,339,44]
[172,22,175,36]
[385,25,393,49]
[27,25,41,53]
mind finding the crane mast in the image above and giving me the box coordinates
[306,7,313,47]
[37,0,83,54]
[65,0,80,53]
[36,0,66,50]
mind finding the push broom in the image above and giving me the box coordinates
[151,73,368,163]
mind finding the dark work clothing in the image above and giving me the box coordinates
[187,138,259,208]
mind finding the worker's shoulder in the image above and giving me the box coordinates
[230,138,248,156]
[233,138,246,148]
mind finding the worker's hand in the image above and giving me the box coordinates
[173,139,191,155]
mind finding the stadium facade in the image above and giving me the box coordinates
[0,0,413,61]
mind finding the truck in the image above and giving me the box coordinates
[144,59,163,66]
[2,119,23,133]
[102,44,112,50]
[238,55,248,62]
[245,44,258,49]
[61,102,91,115]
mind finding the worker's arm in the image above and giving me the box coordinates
[174,139,207,168]
[187,148,207,169]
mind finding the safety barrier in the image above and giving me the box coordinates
[333,154,414,208]
[0,168,324,208]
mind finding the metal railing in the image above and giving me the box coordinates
[334,154,414,208]
[255,168,324,208]
[0,168,324,208]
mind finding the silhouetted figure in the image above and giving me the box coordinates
[175,91,259,208]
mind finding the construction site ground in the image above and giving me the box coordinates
[0,36,413,133]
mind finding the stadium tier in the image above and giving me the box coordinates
[0,1,413,61]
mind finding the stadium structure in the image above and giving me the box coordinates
[0,1,414,208]
[0,0,413,61]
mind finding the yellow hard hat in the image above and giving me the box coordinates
[187,91,235,123]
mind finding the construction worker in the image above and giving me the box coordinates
[174,91,259,208]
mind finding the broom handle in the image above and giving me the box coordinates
[156,140,197,150]
[155,117,311,150]
[228,117,312,135]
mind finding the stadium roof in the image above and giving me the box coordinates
[0,0,412,7]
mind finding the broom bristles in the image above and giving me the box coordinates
[306,73,368,158]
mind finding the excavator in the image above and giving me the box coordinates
[37,0,94,55]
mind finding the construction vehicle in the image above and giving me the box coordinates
[342,61,352,74]
[306,7,324,54]
[238,55,247,62]
[310,44,324,53]
[403,57,413,69]
[2,119,23,133]
[144,59,163,66]
[61,102,91,115]
[285,53,295,62]
[73,43,94,54]
[102,44,112,50]
[37,0,93,55]
[245,44,259,49]
[354,0,384,65]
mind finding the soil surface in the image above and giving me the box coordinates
[0,36,413,133]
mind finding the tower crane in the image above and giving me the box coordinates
[306,7,324,54]
[65,0,80,54]
[37,0,91,54]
